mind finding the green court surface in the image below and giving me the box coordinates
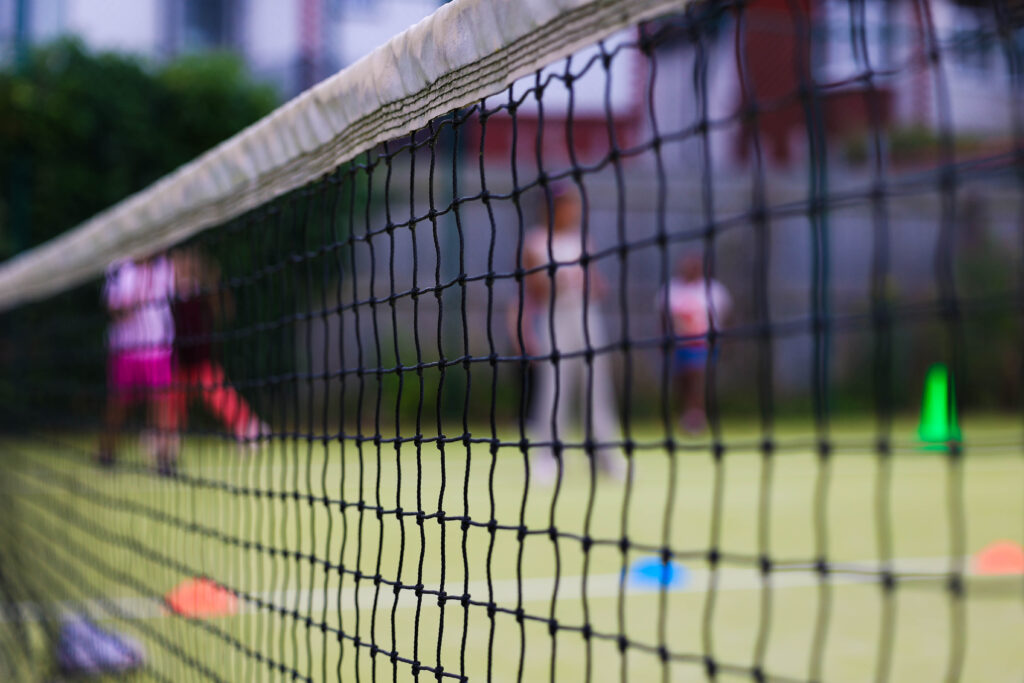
[1,416,1022,682]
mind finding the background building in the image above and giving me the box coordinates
[0,0,440,95]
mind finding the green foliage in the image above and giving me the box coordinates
[0,40,278,426]
[0,38,278,259]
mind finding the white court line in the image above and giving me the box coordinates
[3,556,976,624]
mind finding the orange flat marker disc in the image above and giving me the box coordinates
[972,541,1024,576]
[165,577,238,617]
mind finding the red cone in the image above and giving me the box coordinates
[165,578,238,617]
[972,541,1024,576]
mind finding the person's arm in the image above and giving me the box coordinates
[710,281,732,329]
[104,263,139,319]
[658,283,675,338]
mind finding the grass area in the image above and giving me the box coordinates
[0,416,1022,682]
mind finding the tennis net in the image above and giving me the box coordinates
[1,0,1023,680]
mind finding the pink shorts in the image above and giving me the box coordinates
[108,350,173,401]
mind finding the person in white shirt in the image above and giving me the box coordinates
[98,255,179,474]
[517,186,624,483]
[661,254,732,434]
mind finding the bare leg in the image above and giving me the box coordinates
[681,367,707,434]
[150,384,180,475]
[98,396,128,465]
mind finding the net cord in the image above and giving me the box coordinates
[0,0,687,312]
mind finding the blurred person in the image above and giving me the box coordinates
[171,248,268,451]
[661,254,732,434]
[518,185,624,484]
[98,254,178,475]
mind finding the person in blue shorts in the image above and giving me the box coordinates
[660,255,732,434]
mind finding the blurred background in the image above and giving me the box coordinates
[0,0,1022,431]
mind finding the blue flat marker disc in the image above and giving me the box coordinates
[625,556,689,590]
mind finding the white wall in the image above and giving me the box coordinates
[244,0,300,90]
[29,0,66,43]
[334,0,435,68]
[63,0,159,56]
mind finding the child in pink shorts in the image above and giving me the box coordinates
[98,255,179,474]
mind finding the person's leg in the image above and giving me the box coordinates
[681,365,707,434]
[145,352,178,475]
[99,354,131,465]
[193,360,262,441]
[527,308,568,484]
[581,306,623,478]
[169,363,190,439]
[99,397,128,465]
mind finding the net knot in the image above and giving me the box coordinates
[581,623,592,640]
[547,618,558,635]
[414,583,424,597]
[817,441,831,459]
[436,591,446,606]
[759,556,772,574]
[617,635,628,652]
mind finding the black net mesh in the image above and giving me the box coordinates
[1,1,1023,681]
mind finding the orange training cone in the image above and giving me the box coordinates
[972,541,1024,576]
[165,577,238,617]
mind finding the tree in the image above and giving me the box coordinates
[0,40,278,425]
[0,38,278,259]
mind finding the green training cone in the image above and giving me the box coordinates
[917,363,961,446]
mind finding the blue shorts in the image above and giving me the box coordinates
[674,346,711,372]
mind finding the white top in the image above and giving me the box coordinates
[527,229,589,303]
[104,258,175,353]
[662,278,731,345]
